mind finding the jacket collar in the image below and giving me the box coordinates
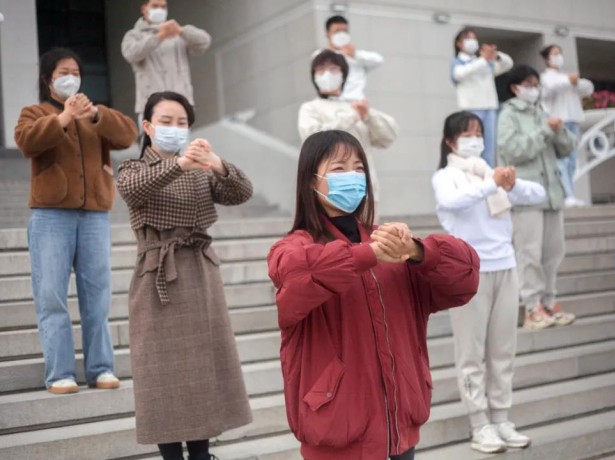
[143,147,173,166]
[134,17,159,32]
[322,214,372,244]
[508,97,539,112]
[457,52,475,62]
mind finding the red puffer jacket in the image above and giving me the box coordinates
[267,220,479,460]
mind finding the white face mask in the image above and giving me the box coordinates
[331,31,351,48]
[549,54,564,69]
[148,7,168,24]
[151,125,189,154]
[455,136,484,158]
[52,75,81,99]
[463,38,479,55]
[314,71,343,93]
[516,85,541,104]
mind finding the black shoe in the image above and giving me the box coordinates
[188,455,218,460]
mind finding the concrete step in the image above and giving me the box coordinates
[419,408,615,460]
[1,369,613,460]
[2,340,613,435]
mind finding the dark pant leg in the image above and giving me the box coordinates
[391,447,415,460]
[158,442,184,460]
[186,439,210,460]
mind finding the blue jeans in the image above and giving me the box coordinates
[470,109,498,167]
[28,209,115,387]
[558,121,580,198]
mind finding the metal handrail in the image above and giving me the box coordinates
[574,112,615,182]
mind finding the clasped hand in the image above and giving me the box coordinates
[178,139,226,174]
[492,166,516,191]
[370,223,423,264]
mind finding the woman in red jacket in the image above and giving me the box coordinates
[267,130,480,459]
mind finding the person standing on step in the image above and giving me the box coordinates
[298,50,398,217]
[116,91,253,460]
[498,65,578,331]
[314,15,384,102]
[122,0,211,128]
[14,47,137,394]
[451,28,514,167]
[540,44,594,208]
[433,111,544,454]
[268,129,480,460]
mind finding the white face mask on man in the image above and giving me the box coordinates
[515,85,541,104]
[148,7,168,24]
[314,71,343,93]
[455,136,485,158]
[331,31,351,48]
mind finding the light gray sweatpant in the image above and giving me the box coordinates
[450,268,519,428]
[512,209,565,310]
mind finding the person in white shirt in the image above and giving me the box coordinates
[313,15,384,101]
[451,28,514,168]
[298,50,397,216]
[540,45,594,207]
[432,111,545,455]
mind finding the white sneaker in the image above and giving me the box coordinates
[471,424,507,453]
[497,421,531,448]
[48,378,79,395]
[92,372,120,390]
[564,196,585,208]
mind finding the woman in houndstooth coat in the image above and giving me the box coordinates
[117,92,253,460]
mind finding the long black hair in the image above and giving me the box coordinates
[439,111,484,169]
[290,130,374,242]
[140,91,195,157]
[38,48,83,103]
[500,65,540,102]
[310,50,349,99]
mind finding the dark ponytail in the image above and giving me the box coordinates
[140,91,195,158]
[438,111,484,169]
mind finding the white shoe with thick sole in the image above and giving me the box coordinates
[497,421,531,448]
[471,424,507,453]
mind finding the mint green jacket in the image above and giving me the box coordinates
[497,98,577,212]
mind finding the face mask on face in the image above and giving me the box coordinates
[331,31,351,48]
[515,85,541,104]
[52,75,81,99]
[148,7,168,24]
[463,38,479,55]
[314,71,343,93]
[151,125,189,154]
[315,171,367,213]
[550,54,564,69]
[455,136,485,158]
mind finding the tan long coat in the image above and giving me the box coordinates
[116,148,253,444]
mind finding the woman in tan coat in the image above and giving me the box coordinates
[14,47,137,395]
[116,91,253,460]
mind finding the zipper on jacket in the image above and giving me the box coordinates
[362,273,392,459]
[370,269,402,455]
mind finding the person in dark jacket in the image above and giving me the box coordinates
[267,130,480,460]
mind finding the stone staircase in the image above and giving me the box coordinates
[0,207,614,459]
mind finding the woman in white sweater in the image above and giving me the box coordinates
[298,50,398,213]
[450,28,514,167]
[432,111,545,455]
[540,44,594,207]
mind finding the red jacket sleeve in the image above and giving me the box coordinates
[409,234,480,313]
[267,231,377,329]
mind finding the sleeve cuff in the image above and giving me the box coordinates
[482,178,499,196]
[410,237,441,273]
[351,243,378,272]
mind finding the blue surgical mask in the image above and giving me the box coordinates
[315,171,367,213]
[151,125,189,154]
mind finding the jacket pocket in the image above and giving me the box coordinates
[296,357,369,447]
[94,166,115,209]
[32,163,68,205]
[202,246,220,266]
[399,354,433,426]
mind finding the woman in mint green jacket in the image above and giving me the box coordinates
[497,65,577,331]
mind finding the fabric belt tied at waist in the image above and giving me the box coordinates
[137,232,212,305]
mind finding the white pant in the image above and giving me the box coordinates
[450,268,519,428]
[512,210,565,310]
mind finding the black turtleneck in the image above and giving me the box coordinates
[329,214,361,243]
[47,98,64,111]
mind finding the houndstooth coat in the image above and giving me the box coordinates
[117,148,253,444]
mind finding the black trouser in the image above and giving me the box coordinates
[157,439,209,460]
[391,447,415,460]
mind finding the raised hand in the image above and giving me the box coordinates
[158,20,183,40]
[548,117,563,132]
[351,99,370,121]
[568,73,579,85]
[72,93,98,120]
[340,43,356,58]
[183,139,227,175]
[370,223,424,263]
